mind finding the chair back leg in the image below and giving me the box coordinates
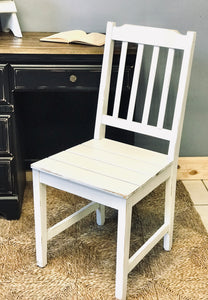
[96,204,105,225]
[163,165,177,251]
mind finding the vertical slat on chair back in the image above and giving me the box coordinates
[157,48,175,129]
[94,22,196,161]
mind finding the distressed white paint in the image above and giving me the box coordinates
[32,22,196,300]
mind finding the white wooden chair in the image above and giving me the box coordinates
[31,22,196,300]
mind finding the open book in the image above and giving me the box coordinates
[40,30,105,47]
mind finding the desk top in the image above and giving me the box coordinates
[0,32,105,55]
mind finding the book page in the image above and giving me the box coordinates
[77,32,105,46]
[40,30,105,46]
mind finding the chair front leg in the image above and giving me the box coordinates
[32,170,47,267]
[115,201,132,300]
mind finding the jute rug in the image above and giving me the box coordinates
[0,181,208,299]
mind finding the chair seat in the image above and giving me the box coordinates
[31,138,171,199]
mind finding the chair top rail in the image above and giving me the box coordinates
[112,24,194,50]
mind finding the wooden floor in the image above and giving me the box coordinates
[183,180,208,232]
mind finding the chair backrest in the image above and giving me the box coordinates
[94,22,196,161]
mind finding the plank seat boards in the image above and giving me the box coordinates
[31,22,196,300]
[32,138,171,198]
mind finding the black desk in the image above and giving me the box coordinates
[0,32,135,219]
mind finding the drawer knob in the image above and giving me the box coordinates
[69,74,77,83]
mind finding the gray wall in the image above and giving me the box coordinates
[15,0,208,156]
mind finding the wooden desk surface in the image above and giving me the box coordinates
[0,32,105,55]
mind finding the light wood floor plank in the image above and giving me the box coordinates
[177,157,208,180]
[194,206,208,232]
[203,180,208,190]
[182,180,208,205]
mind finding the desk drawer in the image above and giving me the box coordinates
[11,65,131,91]
[0,158,13,194]
[0,66,4,100]
[0,115,11,154]
[12,65,102,90]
